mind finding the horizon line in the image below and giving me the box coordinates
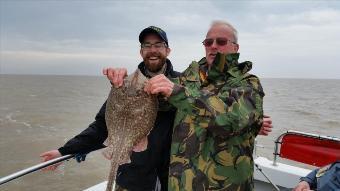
[1,73,339,80]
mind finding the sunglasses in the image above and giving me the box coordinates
[202,38,236,47]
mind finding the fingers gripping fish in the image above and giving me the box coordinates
[103,69,158,191]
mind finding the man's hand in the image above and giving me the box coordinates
[103,67,127,88]
[293,181,312,191]
[259,115,273,136]
[144,74,174,97]
[132,137,148,152]
[40,150,62,171]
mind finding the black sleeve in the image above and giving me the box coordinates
[58,101,108,155]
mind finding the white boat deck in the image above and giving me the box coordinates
[84,156,312,191]
[254,157,311,190]
[84,181,108,191]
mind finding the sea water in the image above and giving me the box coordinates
[0,75,339,190]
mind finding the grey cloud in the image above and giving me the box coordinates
[1,0,340,79]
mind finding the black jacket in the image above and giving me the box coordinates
[58,60,180,191]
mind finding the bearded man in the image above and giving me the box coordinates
[40,26,180,191]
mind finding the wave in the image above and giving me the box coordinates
[292,109,320,118]
[4,112,59,131]
[325,120,340,127]
[5,112,32,128]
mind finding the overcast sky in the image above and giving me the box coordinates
[1,0,339,79]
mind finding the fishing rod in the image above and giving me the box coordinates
[0,154,74,186]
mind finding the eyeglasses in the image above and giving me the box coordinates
[141,42,167,51]
[202,38,236,47]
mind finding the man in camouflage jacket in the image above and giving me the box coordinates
[145,20,264,191]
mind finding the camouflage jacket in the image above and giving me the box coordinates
[168,53,264,191]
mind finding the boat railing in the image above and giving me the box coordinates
[272,130,340,166]
[0,154,74,186]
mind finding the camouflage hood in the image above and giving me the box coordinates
[199,53,253,82]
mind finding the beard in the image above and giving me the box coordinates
[143,52,167,72]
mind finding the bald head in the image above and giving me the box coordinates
[207,21,238,43]
[204,20,239,65]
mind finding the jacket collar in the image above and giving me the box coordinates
[198,53,252,79]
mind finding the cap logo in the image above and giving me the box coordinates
[149,26,163,33]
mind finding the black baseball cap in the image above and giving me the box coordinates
[139,26,168,46]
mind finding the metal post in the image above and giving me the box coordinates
[273,132,287,166]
